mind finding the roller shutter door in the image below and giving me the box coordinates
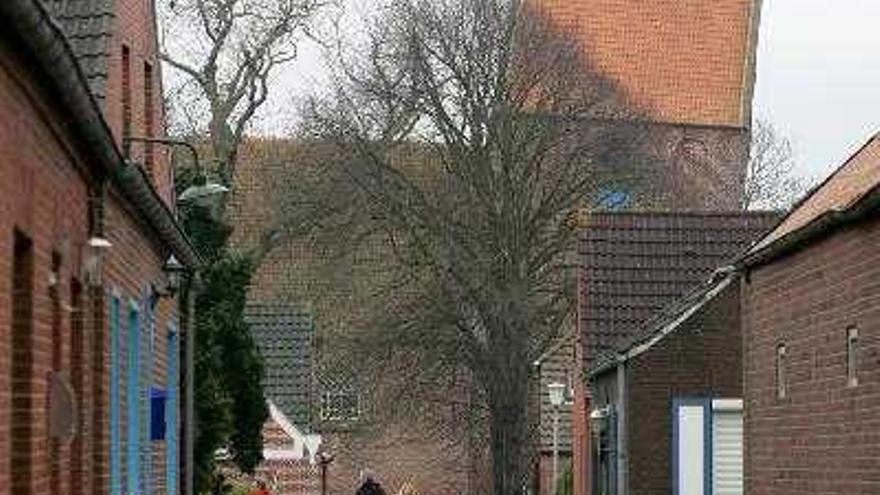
[712,408,743,495]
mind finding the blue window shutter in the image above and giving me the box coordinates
[110,295,122,495]
[126,301,141,495]
[142,298,154,495]
[166,328,179,495]
[150,387,167,440]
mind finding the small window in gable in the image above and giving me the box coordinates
[776,343,787,399]
[847,327,858,388]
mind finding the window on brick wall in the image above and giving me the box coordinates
[49,252,62,495]
[847,327,859,387]
[321,390,360,422]
[143,61,154,175]
[69,279,84,495]
[12,231,34,495]
[776,343,787,399]
[122,44,132,157]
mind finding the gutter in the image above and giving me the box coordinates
[0,0,200,268]
[739,183,880,269]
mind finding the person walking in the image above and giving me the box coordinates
[355,477,387,495]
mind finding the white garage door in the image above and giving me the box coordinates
[677,405,706,495]
[712,401,743,495]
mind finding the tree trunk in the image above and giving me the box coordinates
[488,357,531,495]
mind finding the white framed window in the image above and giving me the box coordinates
[776,344,787,399]
[847,327,859,387]
[320,390,360,422]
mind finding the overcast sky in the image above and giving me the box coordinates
[753,0,880,181]
[261,0,880,182]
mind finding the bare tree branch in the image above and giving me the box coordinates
[744,118,809,210]
[160,0,327,184]
[268,1,651,493]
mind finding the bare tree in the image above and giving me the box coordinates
[160,0,326,184]
[744,119,808,210]
[282,0,647,492]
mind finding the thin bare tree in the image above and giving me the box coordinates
[744,119,808,210]
[160,0,326,184]
[281,0,647,492]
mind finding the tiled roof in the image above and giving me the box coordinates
[579,211,777,365]
[246,304,315,428]
[589,270,736,379]
[749,133,880,255]
[42,0,114,100]
[530,0,759,126]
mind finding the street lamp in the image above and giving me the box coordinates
[318,452,335,495]
[548,382,566,493]
[122,136,229,207]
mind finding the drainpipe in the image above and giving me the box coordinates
[179,272,199,495]
[616,363,626,495]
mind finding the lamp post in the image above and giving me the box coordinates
[548,382,566,493]
[318,452,335,495]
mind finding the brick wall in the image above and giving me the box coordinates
[624,281,742,495]
[743,216,880,495]
[0,34,93,495]
[636,122,748,210]
[103,0,174,207]
[0,13,180,495]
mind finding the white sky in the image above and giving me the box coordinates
[256,0,880,182]
[753,0,880,181]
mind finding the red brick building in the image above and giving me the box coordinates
[0,2,196,495]
[588,272,745,495]
[529,0,763,211]
[571,212,775,495]
[530,1,766,493]
[740,134,880,495]
[230,139,487,495]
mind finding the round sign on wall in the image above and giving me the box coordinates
[48,371,77,444]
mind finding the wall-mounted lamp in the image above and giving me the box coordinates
[83,237,112,287]
[589,405,610,434]
[151,254,187,306]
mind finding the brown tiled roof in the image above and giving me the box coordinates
[749,133,880,255]
[42,0,115,101]
[579,211,777,365]
[530,0,759,126]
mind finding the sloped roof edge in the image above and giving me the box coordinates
[588,269,736,378]
[742,133,880,268]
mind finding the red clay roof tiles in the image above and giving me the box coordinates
[750,133,880,254]
[530,0,759,126]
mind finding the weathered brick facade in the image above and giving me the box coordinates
[0,2,190,495]
[590,280,743,495]
[556,0,765,490]
[572,212,775,495]
[741,136,880,495]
